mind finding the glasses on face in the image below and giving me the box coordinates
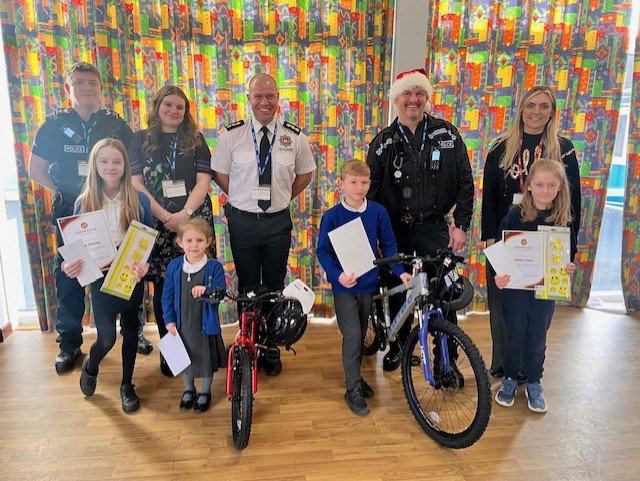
[400,90,427,100]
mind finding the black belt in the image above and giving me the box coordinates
[399,212,444,225]
[227,205,288,219]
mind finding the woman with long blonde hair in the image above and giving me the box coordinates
[481,86,581,380]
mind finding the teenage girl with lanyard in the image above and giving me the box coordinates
[129,85,215,376]
[481,86,581,381]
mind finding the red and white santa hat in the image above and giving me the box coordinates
[389,68,433,101]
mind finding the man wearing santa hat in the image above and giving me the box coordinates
[366,68,474,374]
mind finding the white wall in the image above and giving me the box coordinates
[390,0,429,121]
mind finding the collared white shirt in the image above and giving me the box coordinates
[212,116,316,213]
[102,190,125,247]
[341,198,367,213]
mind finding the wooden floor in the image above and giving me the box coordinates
[1,307,639,481]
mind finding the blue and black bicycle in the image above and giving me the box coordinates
[366,249,491,448]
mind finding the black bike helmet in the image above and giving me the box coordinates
[266,298,308,349]
[438,274,474,312]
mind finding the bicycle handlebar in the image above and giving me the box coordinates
[374,249,465,267]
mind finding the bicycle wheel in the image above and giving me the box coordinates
[231,347,253,450]
[363,299,383,356]
[401,317,491,448]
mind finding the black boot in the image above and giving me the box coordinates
[136,327,153,355]
[55,348,82,374]
[120,384,140,413]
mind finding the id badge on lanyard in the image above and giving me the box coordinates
[162,180,187,198]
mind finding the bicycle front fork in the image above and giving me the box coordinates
[419,310,450,386]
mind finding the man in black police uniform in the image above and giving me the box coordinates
[366,68,474,373]
[212,73,315,375]
[28,62,152,373]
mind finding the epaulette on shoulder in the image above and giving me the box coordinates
[100,108,122,119]
[225,120,244,131]
[283,121,301,135]
[53,108,71,116]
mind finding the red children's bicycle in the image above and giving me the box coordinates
[202,288,307,450]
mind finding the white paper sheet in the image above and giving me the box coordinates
[283,279,315,314]
[157,332,191,376]
[483,241,525,287]
[57,240,103,287]
[327,217,376,278]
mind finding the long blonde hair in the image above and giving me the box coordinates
[78,138,141,232]
[520,158,571,227]
[492,86,562,171]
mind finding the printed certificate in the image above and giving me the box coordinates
[100,220,158,300]
[57,210,116,270]
[535,226,572,301]
[502,230,545,290]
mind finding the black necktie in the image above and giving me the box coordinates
[258,125,272,211]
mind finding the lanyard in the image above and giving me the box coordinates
[165,135,178,176]
[397,115,427,155]
[81,117,98,152]
[251,121,278,176]
[517,136,544,190]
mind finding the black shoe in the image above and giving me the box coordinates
[180,390,196,410]
[263,347,282,376]
[344,385,370,416]
[137,330,153,355]
[79,356,97,396]
[490,367,505,379]
[193,393,211,413]
[382,346,401,372]
[360,379,374,398]
[516,370,528,385]
[434,363,465,388]
[160,357,173,377]
[55,348,82,374]
[119,384,140,413]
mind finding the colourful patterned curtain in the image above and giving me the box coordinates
[424,0,633,309]
[0,0,395,328]
[622,28,640,312]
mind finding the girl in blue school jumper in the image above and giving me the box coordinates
[162,217,226,413]
[494,158,577,413]
[62,138,152,414]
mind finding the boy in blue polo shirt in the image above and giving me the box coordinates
[317,160,411,416]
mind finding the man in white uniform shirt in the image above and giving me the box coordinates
[212,73,315,375]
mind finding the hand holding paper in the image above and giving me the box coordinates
[58,240,103,287]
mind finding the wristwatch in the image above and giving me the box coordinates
[455,223,470,233]
[185,208,194,216]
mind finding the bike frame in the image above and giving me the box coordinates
[373,260,453,387]
[226,308,261,396]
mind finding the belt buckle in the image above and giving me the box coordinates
[400,214,414,225]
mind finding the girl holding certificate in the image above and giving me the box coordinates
[481,86,581,381]
[62,139,152,413]
[493,159,576,413]
[129,86,215,377]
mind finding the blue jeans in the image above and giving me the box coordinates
[502,290,555,384]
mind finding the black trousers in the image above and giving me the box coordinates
[87,278,144,386]
[227,208,292,294]
[390,221,457,349]
[502,290,555,383]
[53,197,85,352]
